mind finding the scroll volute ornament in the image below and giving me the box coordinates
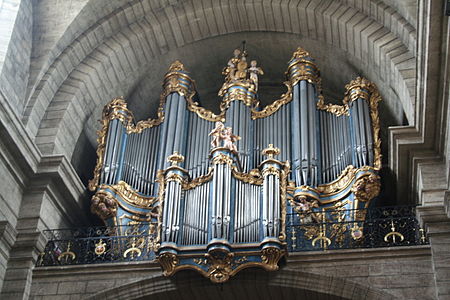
[261,247,284,271]
[351,174,381,202]
[158,252,179,276]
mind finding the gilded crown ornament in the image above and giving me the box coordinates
[262,144,281,158]
[167,152,185,166]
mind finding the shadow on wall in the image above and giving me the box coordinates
[88,267,393,300]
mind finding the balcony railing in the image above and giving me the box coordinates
[286,205,428,251]
[36,206,428,267]
[36,224,157,266]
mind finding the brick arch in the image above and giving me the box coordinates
[28,0,416,160]
[87,268,394,300]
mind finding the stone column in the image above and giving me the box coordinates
[0,185,49,299]
[0,221,17,292]
[416,163,450,299]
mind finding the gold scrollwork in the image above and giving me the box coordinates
[262,165,281,177]
[212,153,234,166]
[279,161,290,241]
[109,181,156,209]
[261,247,284,271]
[158,252,179,276]
[251,82,292,119]
[316,96,349,116]
[219,82,257,109]
[232,167,263,185]
[183,168,214,190]
[316,165,375,195]
[156,170,165,249]
[166,173,185,183]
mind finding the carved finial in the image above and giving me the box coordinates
[291,47,311,60]
[168,60,185,72]
[262,144,280,158]
[167,152,185,166]
[344,77,373,92]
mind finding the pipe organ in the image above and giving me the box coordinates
[89,47,382,282]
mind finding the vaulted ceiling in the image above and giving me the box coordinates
[9,0,421,202]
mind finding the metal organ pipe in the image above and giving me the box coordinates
[363,101,374,165]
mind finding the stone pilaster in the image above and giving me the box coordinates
[0,221,17,292]
[416,162,450,300]
[0,185,49,299]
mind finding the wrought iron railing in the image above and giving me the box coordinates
[286,205,428,251]
[36,224,157,267]
[36,206,427,267]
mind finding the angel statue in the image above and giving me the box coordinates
[221,127,241,152]
[209,121,225,148]
[248,60,264,91]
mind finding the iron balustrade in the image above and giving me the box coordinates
[36,224,157,267]
[36,206,427,267]
[287,205,428,251]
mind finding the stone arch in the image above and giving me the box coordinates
[87,268,395,300]
[26,0,416,161]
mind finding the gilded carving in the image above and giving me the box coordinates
[158,252,179,276]
[251,82,293,119]
[262,165,281,177]
[289,195,320,223]
[212,153,234,166]
[167,152,185,166]
[232,167,263,185]
[343,77,382,169]
[183,168,214,190]
[261,247,284,271]
[316,95,349,116]
[351,173,381,202]
[91,190,118,219]
[108,181,156,209]
[316,165,358,194]
[261,144,280,158]
[205,251,235,283]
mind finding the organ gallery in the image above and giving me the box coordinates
[86,47,382,282]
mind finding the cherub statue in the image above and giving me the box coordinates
[221,127,241,152]
[209,121,225,148]
[248,60,264,91]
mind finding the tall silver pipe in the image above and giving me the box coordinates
[363,102,374,165]
[357,99,368,166]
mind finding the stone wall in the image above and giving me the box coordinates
[0,0,33,117]
[30,246,433,299]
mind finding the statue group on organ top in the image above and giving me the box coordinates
[209,121,241,152]
[220,47,264,93]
